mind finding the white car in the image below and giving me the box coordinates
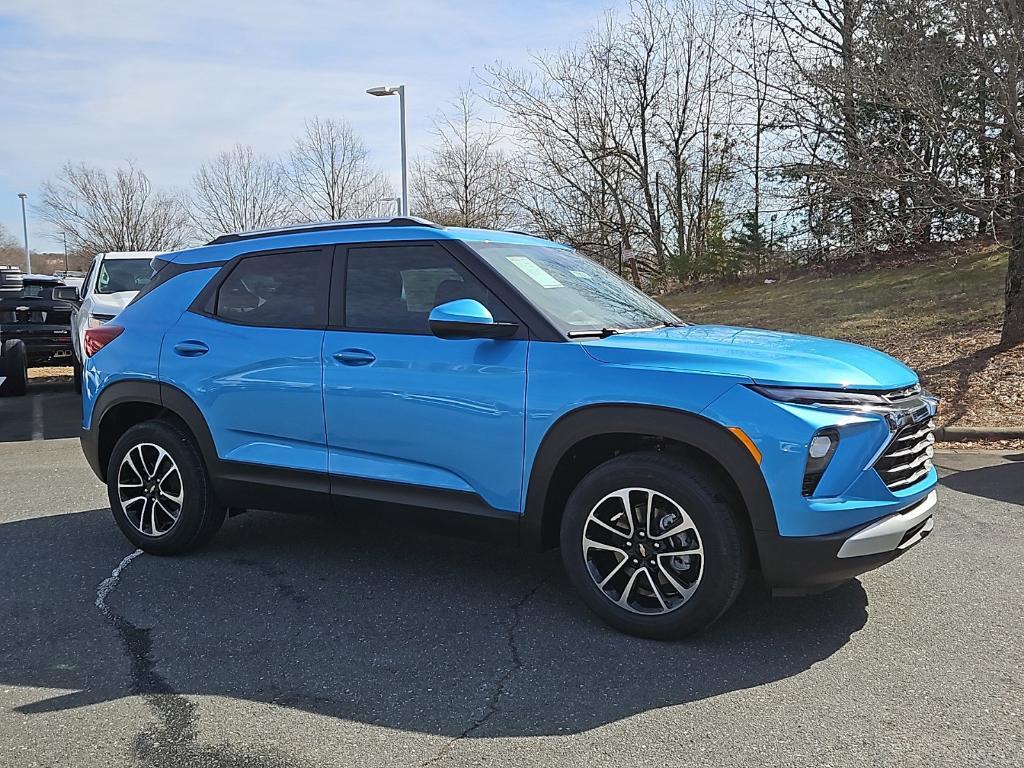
[69,251,162,391]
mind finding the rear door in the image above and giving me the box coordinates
[322,242,528,514]
[160,246,332,477]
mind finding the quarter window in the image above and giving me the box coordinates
[216,249,329,328]
[344,245,503,334]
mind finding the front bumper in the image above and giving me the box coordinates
[756,490,936,595]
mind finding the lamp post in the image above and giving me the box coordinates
[366,85,408,216]
[17,193,30,274]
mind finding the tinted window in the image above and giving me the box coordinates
[216,249,329,328]
[96,258,153,294]
[344,244,502,333]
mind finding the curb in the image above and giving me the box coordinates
[934,425,1024,442]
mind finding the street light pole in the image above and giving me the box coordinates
[367,84,409,216]
[397,85,408,216]
[17,193,30,275]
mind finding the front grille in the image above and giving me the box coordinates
[874,419,935,490]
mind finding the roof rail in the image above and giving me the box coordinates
[207,216,444,246]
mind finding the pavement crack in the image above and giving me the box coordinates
[95,549,299,768]
[95,549,200,765]
[422,570,553,767]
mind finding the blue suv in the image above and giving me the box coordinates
[79,217,938,638]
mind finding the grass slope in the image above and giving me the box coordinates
[661,245,1023,430]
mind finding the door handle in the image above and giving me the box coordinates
[173,340,209,357]
[333,348,376,366]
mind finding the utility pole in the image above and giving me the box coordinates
[17,193,30,275]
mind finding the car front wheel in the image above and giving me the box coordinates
[107,420,225,554]
[560,451,749,639]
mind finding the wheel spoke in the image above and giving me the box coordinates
[615,567,643,609]
[154,498,179,525]
[150,445,170,478]
[160,489,183,507]
[589,516,630,539]
[657,560,698,600]
[643,568,669,612]
[597,554,628,588]
[604,489,636,538]
[656,546,702,558]
[583,536,627,557]
[643,490,654,536]
[123,448,145,483]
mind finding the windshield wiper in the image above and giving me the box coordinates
[658,320,688,328]
[567,327,624,339]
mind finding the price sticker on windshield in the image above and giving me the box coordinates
[506,256,563,288]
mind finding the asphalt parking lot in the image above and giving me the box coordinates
[1,382,1022,767]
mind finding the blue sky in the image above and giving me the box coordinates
[0,0,614,253]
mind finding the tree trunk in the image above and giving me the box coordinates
[1001,172,1024,345]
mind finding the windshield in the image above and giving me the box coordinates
[469,242,680,333]
[96,258,153,294]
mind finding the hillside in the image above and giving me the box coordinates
[660,244,1023,431]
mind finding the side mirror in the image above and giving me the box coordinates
[53,286,81,303]
[428,299,519,340]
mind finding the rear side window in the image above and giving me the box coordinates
[215,249,330,329]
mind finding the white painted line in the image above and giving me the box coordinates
[95,549,143,618]
[30,395,44,441]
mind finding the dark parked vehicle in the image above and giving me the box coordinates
[0,267,28,396]
[0,275,77,372]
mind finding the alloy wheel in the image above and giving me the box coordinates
[582,487,704,615]
[116,442,184,537]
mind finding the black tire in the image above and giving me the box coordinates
[72,357,82,394]
[0,339,28,397]
[560,451,749,640]
[107,419,226,555]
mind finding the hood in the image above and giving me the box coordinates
[580,324,917,390]
[89,291,136,315]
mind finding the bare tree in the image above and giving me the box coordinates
[189,144,293,239]
[37,162,190,253]
[488,0,745,285]
[0,223,21,265]
[411,90,518,228]
[288,117,393,221]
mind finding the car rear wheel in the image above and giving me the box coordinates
[560,451,749,639]
[107,420,226,554]
[0,339,28,397]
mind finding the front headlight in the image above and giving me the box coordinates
[748,383,937,431]
[746,384,919,409]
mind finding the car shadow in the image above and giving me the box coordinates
[939,458,1024,506]
[0,379,80,442]
[1,506,868,740]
